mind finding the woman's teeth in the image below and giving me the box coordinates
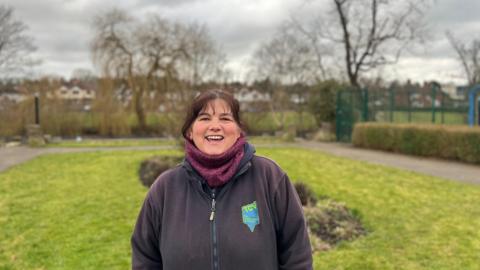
[206,135,224,141]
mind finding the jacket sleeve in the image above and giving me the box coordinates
[131,192,163,270]
[274,174,313,270]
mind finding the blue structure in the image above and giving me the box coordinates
[468,84,480,126]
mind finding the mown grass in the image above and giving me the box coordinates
[373,110,468,125]
[0,148,479,269]
[45,136,288,148]
[46,138,177,148]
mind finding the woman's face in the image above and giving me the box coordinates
[188,99,241,155]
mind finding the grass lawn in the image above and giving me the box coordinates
[46,138,177,148]
[373,111,468,125]
[45,136,289,148]
[1,148,479,269]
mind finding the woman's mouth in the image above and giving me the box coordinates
[205,135,224,142]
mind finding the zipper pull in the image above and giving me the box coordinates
[209,198,216,221]
[209,189,216,221]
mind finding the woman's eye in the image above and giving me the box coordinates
[221,118,232,121]
[198,117,209,121]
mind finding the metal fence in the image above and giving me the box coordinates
[336,83,475,142]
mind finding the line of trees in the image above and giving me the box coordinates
[2,1,480,138]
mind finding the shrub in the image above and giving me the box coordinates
[138,156,183,187]
[307,80,342,127]
[352,123,480,164]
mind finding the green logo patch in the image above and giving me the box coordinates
[241,201,259,232]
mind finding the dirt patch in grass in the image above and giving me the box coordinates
[138,155,183,187]
[295,182,367,252]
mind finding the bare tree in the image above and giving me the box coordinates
[0,5,37,76]
[91,9,227,133]
[296,0,431,87]
[446,31,480,86]
[181,23,227,88]
[250,24,321,85]
[91,9,188,132]
[249,24,323,129]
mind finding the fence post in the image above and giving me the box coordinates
[441,92,445,124]
[478,98,480,125]
[362,88,369,121]
[389,86,395,122]
[34,94,40,125]
[469,88,475,126]
[431,84,437,123]
[335,91,341,140]
[407,88,412,123]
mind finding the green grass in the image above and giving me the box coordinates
[374,111,468,125]
[46,138,177,148]
[1,148,479,269]
[45,136,289,148]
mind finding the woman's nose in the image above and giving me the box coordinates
[208,119,221,131]
[209,125,221,132]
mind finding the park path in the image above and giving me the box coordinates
[0,145,172,173]
[296,141,480,185]
[1,142,479,185]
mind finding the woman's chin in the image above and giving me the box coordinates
[203,148,225,155]
[200,140,226,155]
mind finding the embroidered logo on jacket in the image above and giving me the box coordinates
[242,201,259,232]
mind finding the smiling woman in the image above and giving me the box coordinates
[186,98,242,155]
[131,89,313,270]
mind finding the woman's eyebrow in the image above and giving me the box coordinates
[198,112,211,117]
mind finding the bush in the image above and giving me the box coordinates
[138,156,183,187]
[307,80,342,127]
[352,123,480,164]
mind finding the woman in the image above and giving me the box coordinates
[131,90,312,270]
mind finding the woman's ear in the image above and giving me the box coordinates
[187,129,193,140]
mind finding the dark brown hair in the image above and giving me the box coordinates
[181,89,244,139]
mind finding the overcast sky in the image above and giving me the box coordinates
[3,0,480,84]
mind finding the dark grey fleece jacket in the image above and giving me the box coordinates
[131,144,312,270]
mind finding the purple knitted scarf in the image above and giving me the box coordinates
[185,135,246,188]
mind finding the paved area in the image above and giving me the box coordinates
[0,145,172,173]
[297,141,480,185]
[1,143,479,185]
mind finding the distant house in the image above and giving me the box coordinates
[441,83,466,100]
[46,80,97,111]
[234,87,270,103]
[51,85,95,100]
[234,87,271,112]
[0,87,28,103]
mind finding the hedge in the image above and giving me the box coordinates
[352,122,480,164]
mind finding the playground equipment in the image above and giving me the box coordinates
[468,84,480,126]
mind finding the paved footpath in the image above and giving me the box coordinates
[297,141,480,185]
[0,145,171,173]
[1,143,479,185]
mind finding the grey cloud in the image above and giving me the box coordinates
[428,0,480,24]
[2,0,480,81]
[135,0,200,8]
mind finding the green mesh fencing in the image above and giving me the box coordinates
[336,84,470,142]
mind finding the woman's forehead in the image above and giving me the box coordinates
[199,99,232,115]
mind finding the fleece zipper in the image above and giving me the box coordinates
[208,163,251,270]
[183,161,252,270]
[210,188,219,270]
